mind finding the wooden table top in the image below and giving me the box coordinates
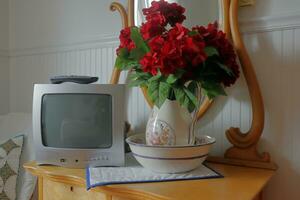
[24,161,275,200]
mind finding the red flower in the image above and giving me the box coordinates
[142,24,207,76]
[167,23,189,40]
[117,27,135,54]
[193,22,219,46]
[182,37,207,67]
[140,21,165,40]
[140,52,160,75]
[142,0,186,27]
[160,39,186,75]
[149,36,165,52]
[164,2,186,26]
[145,13,167,26]
[115,0,240,105]
[193,22,240,86]
[142,0,162,16]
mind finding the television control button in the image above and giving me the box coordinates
[90,156,109,161]
[60,159,66,163]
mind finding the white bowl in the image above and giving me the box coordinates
[126,134,215,173]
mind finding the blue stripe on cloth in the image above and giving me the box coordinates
[86,167,92,190]
[86,162,223,190]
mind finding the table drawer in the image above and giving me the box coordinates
[43,178,108,200]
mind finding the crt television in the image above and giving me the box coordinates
[32,84,125,168]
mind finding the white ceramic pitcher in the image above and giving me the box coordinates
[146,99,197,146]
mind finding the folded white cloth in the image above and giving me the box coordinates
[86,154,222,189]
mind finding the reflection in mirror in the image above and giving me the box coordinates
[135,0,219,28]
[179,0,219,28]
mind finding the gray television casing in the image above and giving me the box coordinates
[32,84,125,168]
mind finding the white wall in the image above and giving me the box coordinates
[3,0,300,199]
[239,0,300,21]
[0,0,9,49]
[9,0,126,50]
[239,2,300,199]
[0,0,9,115]
[0,56,9,115]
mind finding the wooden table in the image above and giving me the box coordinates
[24,161,275,200]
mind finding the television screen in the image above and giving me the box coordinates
[41,94,112,149]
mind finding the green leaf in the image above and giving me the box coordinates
[147,80,159,106]
[174,87,191,111]
[148,74,162,83]
[158,82,171,107]
[124,60,139,70]
[130,27,150,54]
[128,79,147,87]
[128,72,139,80]
[174,87,185,105]
[115,48,129,69]
[129,48,146,60]
[204,46,219,57]
[186,83,200,113]
[182,94,190,109]
[115,57,138,70]
[118,48,129,58]
[128,71,150,87]
[187,81,198,96]
[115,56,124,69]
[202,81,227,99]
[175,69,185,78]
[128,72,151,81]
[216,62,234,76]
[115,48,139,70]
[187,101,196,113]
[166,74,178,84]
[147,79,171,108]
[174,86,198,113]
[184,88,198,107]
[188,30,198,36]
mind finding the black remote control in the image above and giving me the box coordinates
[50,75,99,84]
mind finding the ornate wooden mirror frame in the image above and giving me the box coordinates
[110,0,277,169]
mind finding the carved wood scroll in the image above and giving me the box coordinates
[109,0,276,169]
[220,0,276,169]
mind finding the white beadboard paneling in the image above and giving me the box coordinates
[10,35,119,57]
[0,55,9,114]
[242,28,300,199]
[9,42,150,132]
[240,11,300,33]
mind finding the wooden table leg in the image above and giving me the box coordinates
[38,177,43,200]
[253,191,263,200]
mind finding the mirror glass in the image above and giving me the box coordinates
[135,0,220,28]
[179,0,219,28]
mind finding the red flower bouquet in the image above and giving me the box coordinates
[115,0,239,112]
